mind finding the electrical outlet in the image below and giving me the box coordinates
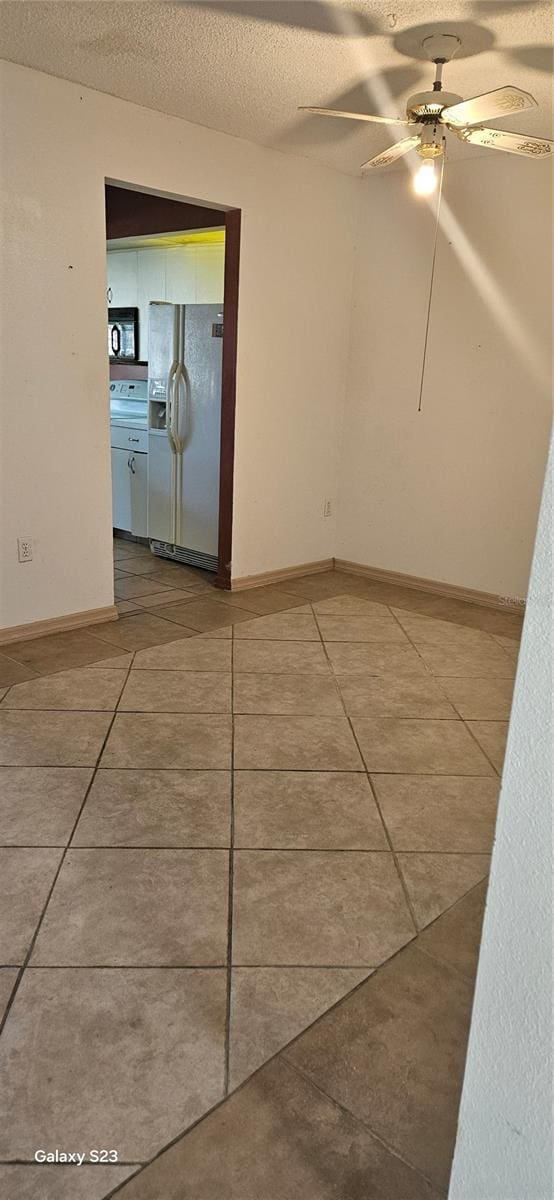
[17,538,33,563]
[323,499,332,518]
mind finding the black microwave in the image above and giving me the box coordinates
[108,307,139,361]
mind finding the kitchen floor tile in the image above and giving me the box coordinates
[435,605,523,639]
[312,595,391,615]
[233,640,329,675]
[196,625,233,639]
[116,599,144,615]
[274,573,356,601]
[129,588,200,608]
[415,641,516,679]
[83,652,135,669]
[397,852,490,929]
[438,676,514,719]
[134,637,231,671]
[3,630,123,673]
[113,541,152,561]
[0,655,39,688]
[233,673,342,715]
[0,767,93,845]
[114,576,172,600]
[233,610,319,640]
[352,717,495,775]
[101,713,232,769]
[233,850,414,965]
[113,555,176,576]
[73,769,231,847]
[229,968,370,1089]
[215,588,312,615]
[0,1164,137,1200]
[110,1055,438,1200]
[325,641,428,676]
[31,848,229,965]
[119,669,232,713]
[151,598,251,632]
[92,612,197,650]
[146,572,213,593]
[467,720,509,771]
[391,610,496,647]
[234,771,387,849]
[0,967,226,1160]
[316,614,408,642]
[493,633,520,659]
[285,943,473,1191]
[0,711,112,766]
[336,674,457,718]
[123,558,208,581]
[417,880,488,979]
[371,774,499,852]
[0,847,62,963]
[0,969,18,1020]
[0,668,127,711]
[234,715,363,771]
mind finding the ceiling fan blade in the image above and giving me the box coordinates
[460,127,553,157]
[441,86,537,128]
[299,106,414,126]
[360,136,421,171]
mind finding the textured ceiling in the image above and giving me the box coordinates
[0,0,552,174]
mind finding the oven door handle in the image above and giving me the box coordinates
[111,324,121,357]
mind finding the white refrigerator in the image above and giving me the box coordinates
[147,302,223,572]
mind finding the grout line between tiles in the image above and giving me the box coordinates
[387,608,507,780]
[0,963,385,971]
[282,1056,442,1194]
[313,605,421,936]
[0,763,496,775]
[0,653,136,1040]
[0,845,492,854]
[97,780,488,1200]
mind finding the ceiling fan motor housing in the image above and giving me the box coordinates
[406,90,463,123]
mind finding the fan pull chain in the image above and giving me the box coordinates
[418,149,445,412]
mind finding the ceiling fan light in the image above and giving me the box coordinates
[413,160,438,196]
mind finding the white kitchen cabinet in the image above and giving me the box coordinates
[195,245,225,303]
[107,250,138,307]
[107,242,225,349]
[111,442,148,537]
[137,249,165,361]
[164,246,197,304]
[111,446,132,532]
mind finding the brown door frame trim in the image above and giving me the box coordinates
[215,208,241,589]
[104,184,241,589]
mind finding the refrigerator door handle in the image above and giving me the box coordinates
[171,363,188,455]
[166,362,178,454]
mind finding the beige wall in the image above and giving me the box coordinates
[337,154,553,599]
[0,61,357,629]
[1,60,551,632]
[449,436,553,1200]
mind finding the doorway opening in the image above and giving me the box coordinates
[105,182,241,590]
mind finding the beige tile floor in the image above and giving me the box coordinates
[0,539,522,1198]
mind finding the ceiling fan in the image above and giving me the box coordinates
[300,33,553,192]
